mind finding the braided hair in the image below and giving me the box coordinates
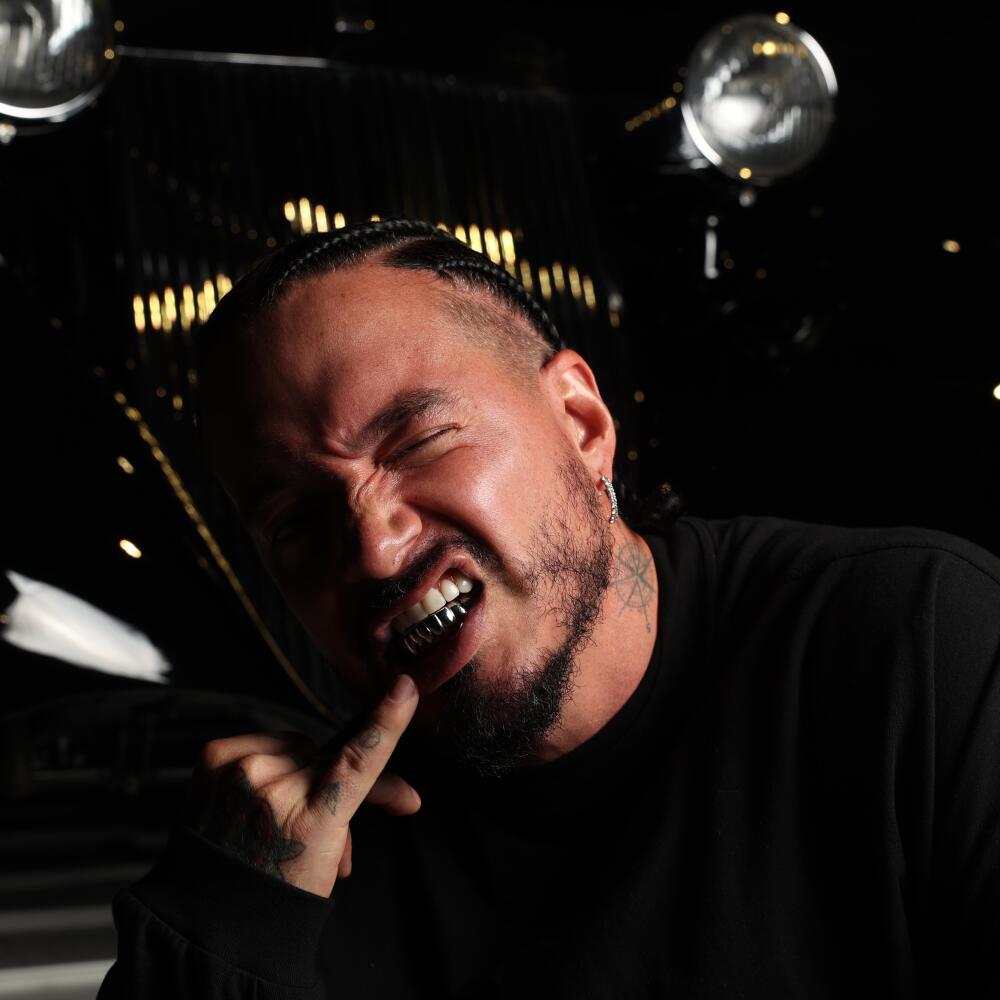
[196,218,564,383]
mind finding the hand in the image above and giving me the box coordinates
[184,673,421,897]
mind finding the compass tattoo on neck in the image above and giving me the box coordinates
[611,541,656,633]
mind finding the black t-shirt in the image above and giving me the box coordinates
[100,514,1000,998]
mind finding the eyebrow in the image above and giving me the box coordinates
[350,386,458,453]
[235,387,459,521]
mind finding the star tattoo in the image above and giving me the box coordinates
[611,542,656,633]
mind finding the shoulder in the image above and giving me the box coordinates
[662,514,1000,691]
[678,512,1000,606]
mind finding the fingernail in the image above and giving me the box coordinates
[388,673,416,703]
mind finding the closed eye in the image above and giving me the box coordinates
[386,427,455,464]
[269,427,458,547]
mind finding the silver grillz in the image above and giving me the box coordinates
[401,593,476,656]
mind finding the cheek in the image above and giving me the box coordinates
[461,446,522,531]
[433,419,565,553]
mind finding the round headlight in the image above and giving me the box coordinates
[681,14,838,184]
[0,0,114,123]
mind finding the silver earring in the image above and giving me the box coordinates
[601,475,618,524]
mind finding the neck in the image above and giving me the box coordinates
[525,521,660,765]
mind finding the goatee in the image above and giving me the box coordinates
[429,457,615,780]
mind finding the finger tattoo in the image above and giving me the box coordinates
[358,726,381,749]
[321,781,342,816]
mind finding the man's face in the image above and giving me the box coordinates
[201,262,614,774]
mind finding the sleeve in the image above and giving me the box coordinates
[97,824,335,999]
[920,550,1000,997]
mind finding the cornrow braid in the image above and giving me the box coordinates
[197,217,567,387]
[428,256,564,354]
[266,218,443,301]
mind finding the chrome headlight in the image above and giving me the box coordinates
[0,0,114,123]
[681,14,838,184]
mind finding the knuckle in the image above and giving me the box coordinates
[199,739,230,771]
[260,781,302,823]
[253,780,282,810]
[338,739,371,777]
[238,752,269,785]
[255,778,307,826]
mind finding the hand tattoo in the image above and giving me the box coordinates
[189,767,305,881]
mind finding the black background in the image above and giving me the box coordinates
[2,1,998,719]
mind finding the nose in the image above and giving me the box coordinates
[349,488,422,582]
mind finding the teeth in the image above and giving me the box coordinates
[399,594,473,655]
[421,588,446,614]
[390,571,476,634]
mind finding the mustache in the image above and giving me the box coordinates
[370,535,503,612]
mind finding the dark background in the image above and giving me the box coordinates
[1,3,998,987]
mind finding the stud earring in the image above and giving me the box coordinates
[600,475,618,524]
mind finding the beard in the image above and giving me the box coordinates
[426,456,615,780]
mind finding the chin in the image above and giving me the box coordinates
[414,636,576,780]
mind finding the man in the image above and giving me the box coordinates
[101,219,1000,998]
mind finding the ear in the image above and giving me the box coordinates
[539,349,616,479]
